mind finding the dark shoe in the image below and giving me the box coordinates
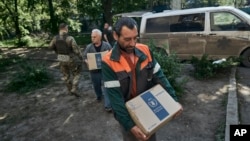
[71,92,81,98]
[105,107,112,113]
[96,97,102,102]
[66,83,72,91]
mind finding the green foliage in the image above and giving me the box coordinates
[183,0,245,8]
[0,39,17,47]
[16,35,33,47]
[0,0,82,40]
[0,35,49,47]
[0,55,24,72]
[215,121,226,141]
[213,56,241,71]
[0,0,246,41]
[147,40,185,97]
[73,33,91,45]
[4,61,51,94]
[52,0,82,33]
[112,0,149,14]
[77,0,103,20]
[191,54,240,79]
[191,54,215,79]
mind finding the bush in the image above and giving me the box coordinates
[191,54,240,79]
[191,54,215,79]
[73,33,91,45]
[4,61,51,94]
[147,40,185,97]
[16,35,33,47]
[0,35,48,47]
[0,55,24,72]
[213,56,241,72]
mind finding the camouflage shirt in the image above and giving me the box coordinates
[49,31,83,63]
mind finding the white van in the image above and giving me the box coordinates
[139,6,250,67]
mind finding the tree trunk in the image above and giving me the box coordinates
[48,0,57,35]
[1,0,22,45]
[101,0,113,25]
[14,0,21,45]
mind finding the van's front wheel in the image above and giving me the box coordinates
[241,49,250,68]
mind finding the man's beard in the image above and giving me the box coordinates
[119,44,135,54]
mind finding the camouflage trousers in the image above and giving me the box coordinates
[60,61,82,94]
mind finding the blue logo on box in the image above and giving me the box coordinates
[141,91,169,121]
[95,53,102,69]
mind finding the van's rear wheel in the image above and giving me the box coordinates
[241,49,250,68]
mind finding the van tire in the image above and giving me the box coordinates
[241,49,250,68]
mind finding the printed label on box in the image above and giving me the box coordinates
[87,51,108,70]
[141,91,169,121]
[95,53,102,69]
[125,84,181,136]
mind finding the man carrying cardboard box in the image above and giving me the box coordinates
[102,17,183,141]
[83,29,112,112]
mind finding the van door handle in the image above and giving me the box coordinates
[209,33,216,36]
[196,34,205,36]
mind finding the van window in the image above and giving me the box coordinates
[210,12,249,31]
[145,13,205,33]
[145,16,172,33]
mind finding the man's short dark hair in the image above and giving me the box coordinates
[114,17,138,36]
[59,23,68,30]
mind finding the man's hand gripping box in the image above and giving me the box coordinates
[125,84,181,136]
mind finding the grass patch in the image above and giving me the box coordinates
[0,35,49,48]
[0,55,25,72]
[215,87,228,141]
[215,121,226,141]
[0,39,16,47]
[4,60,52,94]
[191,55,240,80]
[0,33,89,48]
[28,36,49,47]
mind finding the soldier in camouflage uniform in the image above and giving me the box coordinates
[49,23,83,97]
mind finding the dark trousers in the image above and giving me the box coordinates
[90,70,103,100]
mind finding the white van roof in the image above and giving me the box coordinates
[114,11,153,18]
[143,6,244,19]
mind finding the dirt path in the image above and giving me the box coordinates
[237,67,250,125]
[0,48,231,141]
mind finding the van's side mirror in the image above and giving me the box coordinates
[236,22,250,31]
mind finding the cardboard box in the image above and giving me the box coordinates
[87,51,108,70]
[125,84,181,136]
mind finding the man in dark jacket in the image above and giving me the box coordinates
[102,17,183,141]
[103,23,115,47]
[83,29,112,112]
